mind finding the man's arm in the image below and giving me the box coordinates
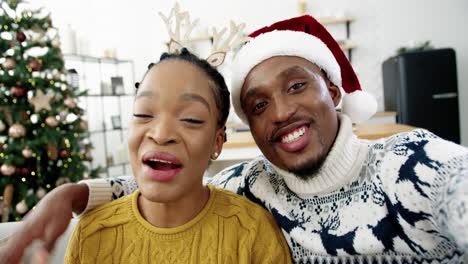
[80,175,136,214]
[205,161,252,195]
[434,166,468,251]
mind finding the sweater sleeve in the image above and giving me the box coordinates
[79,175,137,214]
[433,166,468,251]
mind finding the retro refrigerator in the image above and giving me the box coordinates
[382,48,460,143]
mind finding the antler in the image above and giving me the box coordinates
[211,20,249,54]
[206,20,250,67]
[318,215,340,231]
[158,3,199,53]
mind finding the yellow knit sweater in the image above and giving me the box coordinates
[64,185,291,264]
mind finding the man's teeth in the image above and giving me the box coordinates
[281,127,306,143]
[149,159,173,164]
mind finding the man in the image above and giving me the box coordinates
[2,15,468,263]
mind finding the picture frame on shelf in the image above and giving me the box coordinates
[111,76,125,95]
[100,81,113,95]
[111,115,121,129]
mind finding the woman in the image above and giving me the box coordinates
[64,49,291,263]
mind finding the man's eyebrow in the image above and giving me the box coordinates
[242,66,309,102]
[243,87,259,100]
[278,65,309,79]
[180,93,211,112]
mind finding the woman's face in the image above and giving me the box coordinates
[128,59,224,203]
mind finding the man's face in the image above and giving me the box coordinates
[241,56,341,177]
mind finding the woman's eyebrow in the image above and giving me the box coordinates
[135,90,157,100]
[179,93,211,112]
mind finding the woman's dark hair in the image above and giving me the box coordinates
[135,48,230,136]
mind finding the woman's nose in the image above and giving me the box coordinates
[146,117,177,145]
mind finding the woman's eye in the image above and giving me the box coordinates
[289,82,306,91]
[182,118,204,124]
[133,114,152,119]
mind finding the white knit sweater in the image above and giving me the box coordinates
[82,115,468,263]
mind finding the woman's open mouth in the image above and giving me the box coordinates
[142,152,183,182]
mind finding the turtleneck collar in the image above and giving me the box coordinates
[269,114,369,197]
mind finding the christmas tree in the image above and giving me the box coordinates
[0,0,98,221]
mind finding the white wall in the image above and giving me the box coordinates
[35,0,468,145]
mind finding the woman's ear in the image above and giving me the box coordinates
[328,82,342,107]
[211,127,225,160]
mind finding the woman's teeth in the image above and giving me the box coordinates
[149,159,173,164]
[281,127,306,143]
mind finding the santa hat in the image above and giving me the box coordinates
[231,15,377,124]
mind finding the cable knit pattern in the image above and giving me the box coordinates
[84,114,468,263]
[66,185,291,264]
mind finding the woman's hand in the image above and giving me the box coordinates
[0,183,89,264]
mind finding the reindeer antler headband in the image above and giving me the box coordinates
[159,3,250,67]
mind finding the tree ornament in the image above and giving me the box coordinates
[84,150,93,161]
[16,31,26,42]
[0,120,5,132]
[29,90,53,112]
[8,123,26,138]
[1,164,15,176]
[56,177,71,186]
[16,167,30,176]
[59,149,70,158]
[28,59,42,71]
[59,110,69,121]
[2,184,14,222]
[47,142,58,160]
[22,148,33,158]
[45,116,58,127]
[52,38,61,48]
[11,85,27,97]
[2,57,16,70]
[64,97,77,108]
[36,188,46,199]
[15,200,28,214]
[79,120,88,130]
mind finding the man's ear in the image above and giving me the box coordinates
[328,82,342,107]
[211,127,225,160]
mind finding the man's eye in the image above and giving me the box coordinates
[181,118,204,124]
[253,101,267,113]
[289,82,306,91]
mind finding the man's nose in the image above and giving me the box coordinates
[270,97,296,124]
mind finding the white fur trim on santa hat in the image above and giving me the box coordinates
[342,90,378,124]
[231,30,341,124]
